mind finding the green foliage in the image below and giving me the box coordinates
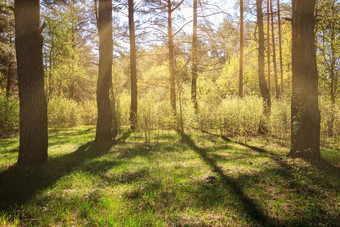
[136,93,176,142]
[48,97,81,127]
[42,1,97,102]
[316,0,340,102]
[319,96,340,141]
[196,95,263,136]
[269,97,290,139]
[0,92,19,135]
[219,44,259,96]
[80,100,97,126]
[0,0,337,149]
[137,94,157,143]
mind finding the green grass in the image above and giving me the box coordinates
[0,126,339,226]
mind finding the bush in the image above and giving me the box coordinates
[136,94,175,142]
[196,95,263,136]
[269,98,291,140]
[319,96,340,146]
[48,97,81,127]
[80,100,97,125]
[0,93,19,135]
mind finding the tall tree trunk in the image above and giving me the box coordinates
[289,0,320,160]
[267,0,271,93]
[191,0,198,112]
[314,6,319,46]
[48,34,54,99]
[6,54,13,97]
[270,0,280,98]
[167,0,176,113]
[14,0,48,165]
[239,0,244,98]
[70,0,76,100]
[257,0,271,134]
[95,0,113,141]
[328,1,336,137]
[128,0,138,130]
[277,0,284,95]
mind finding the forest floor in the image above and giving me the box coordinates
[0,126,339,226]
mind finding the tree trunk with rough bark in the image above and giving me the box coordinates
[289,0,320,160]
[15,0,48,165]
[95,0,113,141]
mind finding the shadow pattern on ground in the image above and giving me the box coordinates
[178,131,276,226]
[0,130,134,212]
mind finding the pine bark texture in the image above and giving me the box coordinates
[15,0,48,165]
[96,0,113,141]
[290,0,320,160]
[129,0,138,130]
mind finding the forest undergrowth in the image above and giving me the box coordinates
[0,126,339,226]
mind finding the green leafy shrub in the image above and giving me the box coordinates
[136,94,175,142]
[48,97,81,127]
[319,96,340,146]
[0,92,19,135]
[269,98,291,140]
[196,96,263,136]
[80,100,97,125]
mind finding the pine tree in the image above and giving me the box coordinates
[257,0,271,134]
[128,0,138,130]
[191,0,198,112]
[15,0,48,165]
[239,0,244,98]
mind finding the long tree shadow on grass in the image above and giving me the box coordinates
[232,139,340,181]
[0,131,134,212]
[178,131,276,226]
[225,139,340,225]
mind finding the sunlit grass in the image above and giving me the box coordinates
[0,127,339,226]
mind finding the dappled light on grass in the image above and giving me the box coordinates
[0,127,339,226]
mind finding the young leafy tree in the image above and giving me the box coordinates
[95,0,113,141]
[316,0,339,136]
[42,0,97,102]
[167,0,183,113]
[256,0,271,134]
[289,0,320,160]
[14,0,48,165]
